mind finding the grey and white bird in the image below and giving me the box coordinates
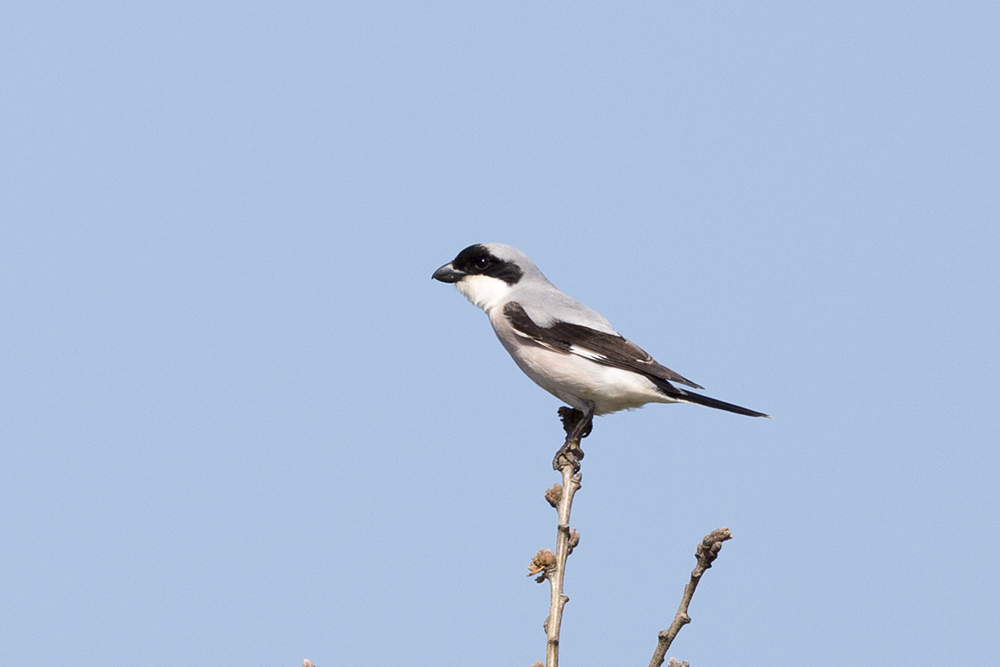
[432,243,770,455]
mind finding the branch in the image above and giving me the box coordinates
[527,407,586,667]
[648,528,733,667]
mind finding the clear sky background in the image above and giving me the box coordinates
[2,2,998,666]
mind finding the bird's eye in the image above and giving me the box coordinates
[474,256,491,270]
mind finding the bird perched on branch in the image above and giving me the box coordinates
[432,243,770,464]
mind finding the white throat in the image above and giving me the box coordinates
[456,275,512,313]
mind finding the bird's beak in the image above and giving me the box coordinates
[432,263,466,283]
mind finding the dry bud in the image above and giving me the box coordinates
[544,483,562,507]
[527,549,556,579]
[567,528,580,554]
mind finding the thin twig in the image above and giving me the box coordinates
[544,461,581,667]
[648,528,733,667]
[527,407,586,667]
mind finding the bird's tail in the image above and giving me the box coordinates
[657,382,772,418]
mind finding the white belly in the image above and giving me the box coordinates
[498,337,675,415]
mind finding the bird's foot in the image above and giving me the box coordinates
[554,407,593,472]
[552,440,584,472]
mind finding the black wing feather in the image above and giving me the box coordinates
[502,302,705,390]
[503,302,771,419]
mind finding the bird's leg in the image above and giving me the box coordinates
[554,406,593,472]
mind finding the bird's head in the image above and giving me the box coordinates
[432,243,541,311]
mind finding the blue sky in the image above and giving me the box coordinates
[2,2,998,665]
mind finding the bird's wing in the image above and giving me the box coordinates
[502,301,704,390]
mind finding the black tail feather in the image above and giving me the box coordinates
[657,382,772,418]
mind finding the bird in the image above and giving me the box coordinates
[432,243,770,465]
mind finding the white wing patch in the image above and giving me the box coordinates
[568,345,607,362]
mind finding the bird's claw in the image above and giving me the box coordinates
[554,406,592,472]
[552,440,584,472]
